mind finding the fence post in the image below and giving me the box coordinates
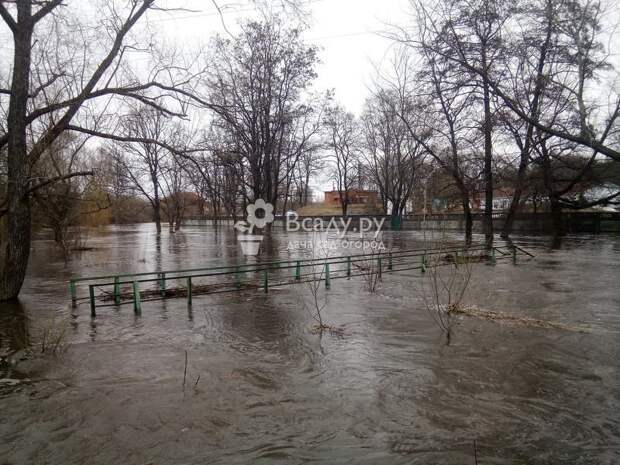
[388,252,393,271]
[263,270,269,293]
[490,247,496,266]
[88,285,96,318]
[70,280,77,307]
[187,277,193,305]
[235,266,241,289]
[512,245,517,265]
[159,272,166,296]
[295,261,301,281]
[133,281,142,314]
[347,256,352,277]
[325,263,330,289]
[377,257,382,279]
[113,276,121,305]
[421,255,427,273]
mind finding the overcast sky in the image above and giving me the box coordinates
[151,0,412,115]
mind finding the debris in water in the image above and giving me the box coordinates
[452,306,590,332]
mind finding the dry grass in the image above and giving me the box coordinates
[39,319,70,356]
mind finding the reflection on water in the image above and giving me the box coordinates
[0,224,619,464]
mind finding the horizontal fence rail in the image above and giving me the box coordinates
[68,243,535,317]
[186,211,620,233]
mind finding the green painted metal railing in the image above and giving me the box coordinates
[69,243,534,317]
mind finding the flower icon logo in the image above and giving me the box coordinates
[246,199,275,230]
[234,199,275,256]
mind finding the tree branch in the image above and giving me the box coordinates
[32,0,64,23]
[0,2,16,33]
[65,125,203,156]
[27,0,157,165]
[26,170,94,196]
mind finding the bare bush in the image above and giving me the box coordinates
[355,248,384,293]
[300,233,332,333]
[39,319,69,356]
[421,241,475,343]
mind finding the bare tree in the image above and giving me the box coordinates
[0,0,203,300]
[291,144,325,208]
[201,16,321,213]
[403,0,511,244]
[362,85,427,227]
[112,106,186,235]
[30,133,97,259]
[384,45,482,243]
[405,0,620,163]
[323,104,361,216]
[160,151,190,232]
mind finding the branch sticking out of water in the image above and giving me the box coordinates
[183,350,188,391]
[473,439,479,465]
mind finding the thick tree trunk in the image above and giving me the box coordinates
[550,197,564,237]
[540,140,563,238]
[391,198,404,230]
[0,6,34,301]
[153,198,162,235]
[501,159,528,239]
[501,188,522,239]
[174,210,182,231]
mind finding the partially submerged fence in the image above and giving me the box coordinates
[69,244,534,317]
[187,211,620,233]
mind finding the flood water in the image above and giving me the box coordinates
[1,224,619,464]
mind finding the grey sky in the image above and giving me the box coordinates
[152,0,412,115]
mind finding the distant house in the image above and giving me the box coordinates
[323,189,380,207]
[430,188,515,213]
[575,182,620,211]
[475,188,514,212]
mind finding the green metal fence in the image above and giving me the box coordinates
[69,243,534,317]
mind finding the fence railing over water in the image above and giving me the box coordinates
[69,244,535,317]
[186,211,620,233]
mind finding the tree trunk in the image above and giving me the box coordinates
[304,171,311,205]
[174,210,182,232]
[501,159,528,239]
[391,199,403,230]
[0,6,34,301]
[153,198,162,235]
[462,195,473,245]
[550,196,564,237]
[482,53,494,246]
[282,192,289,216]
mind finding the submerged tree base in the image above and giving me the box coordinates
[311,324,344,336]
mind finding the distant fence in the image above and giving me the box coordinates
[185,211,620,233]
[402,211,620,233]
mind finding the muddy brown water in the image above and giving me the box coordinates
[0,225,619,464]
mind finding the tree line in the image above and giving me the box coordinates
[1,0,619,299]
